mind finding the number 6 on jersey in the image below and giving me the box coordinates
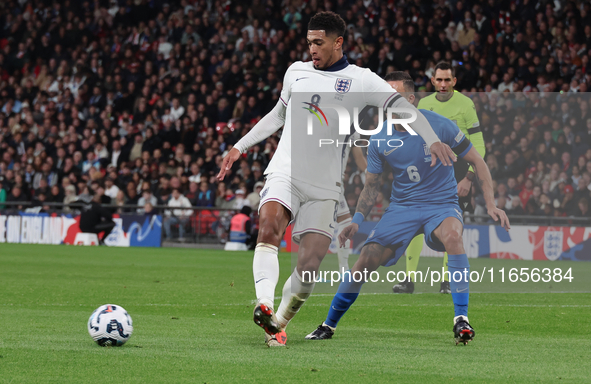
[407,166,421,182]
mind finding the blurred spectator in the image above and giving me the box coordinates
[163,188,193,240]
[232,189,251,210]
[507,196,525,217]
[144,202,157,216]
[125,183,140,207]
[63,185,78,211]
[114,190,127,214]
[104,178,120,200]
[33,163,58,189]
[48,185,64,203]
[573,198,591,218]
[196,181,215,207]
[185,182,199,204]
[137,189,158,214]
[561,185,578,216]
[247,181,264,210]
[6,186,27,210]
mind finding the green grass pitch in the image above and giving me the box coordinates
[0,244,590,383]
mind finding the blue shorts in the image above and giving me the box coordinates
[365,204,463,267]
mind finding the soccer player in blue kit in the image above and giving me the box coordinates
[306,72,510,345]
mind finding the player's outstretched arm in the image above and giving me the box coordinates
[338,172,381,247]
[216,100,286,181]
[462,147,510,231]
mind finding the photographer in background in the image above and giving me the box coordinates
[78,186,116,246]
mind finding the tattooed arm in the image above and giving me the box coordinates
[462,147,511,230]
[338,172,381,246]
[355,172,381,218]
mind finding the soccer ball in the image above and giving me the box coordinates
[88,304,133,346]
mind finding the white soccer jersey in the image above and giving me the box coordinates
[265,59,409,197]
[341,131,360,182]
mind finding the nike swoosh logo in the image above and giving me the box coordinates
[456,287,468,293]
[255,278,267,284]
[384,147,399,156]
[332,306,338,310]
[296,77,309,81]
[329,224,335,229]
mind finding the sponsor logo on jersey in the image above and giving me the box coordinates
[455,131,465,143]
[383,146,400,156]
[261,187,269,199]
[424,157,432,162]
[423,144,431,156]
[335,78,352,93]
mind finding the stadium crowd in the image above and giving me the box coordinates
[0,0,591,231]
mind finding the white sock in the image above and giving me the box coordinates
[276,269,316,329]
[337,242,351,273]
[337,218,352,273]
[322,322,336,331]
[253,243,279,309]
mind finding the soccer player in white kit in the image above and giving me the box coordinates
[217,11,457,347]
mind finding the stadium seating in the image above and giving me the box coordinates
[0,0,590,232]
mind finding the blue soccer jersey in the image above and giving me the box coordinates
[367,110,473,206]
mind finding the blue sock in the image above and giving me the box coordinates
[325,272,364,328]
[447,253,470,317]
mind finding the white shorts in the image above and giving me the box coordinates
[259,173,339,243]
[336,192,350,218]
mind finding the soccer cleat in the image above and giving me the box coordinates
[453,316,475,345]
[253,304,281,335]
[440,281,451,294]
[305,324,335,340]
[392,277,414,293]
[265,330,287,347]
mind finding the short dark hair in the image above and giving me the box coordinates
[308,12,346,38]
[384,71,415,93]
[433,61,455,77]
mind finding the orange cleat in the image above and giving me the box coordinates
[265,330,287,347]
